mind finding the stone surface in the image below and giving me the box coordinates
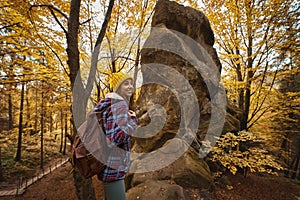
[130,139,213,188]
[126,179,187,200]
[128,0,242,198]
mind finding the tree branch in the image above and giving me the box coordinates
[85,0,115,95]
[29,4,68,35]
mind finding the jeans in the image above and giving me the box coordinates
[103,179,126,200]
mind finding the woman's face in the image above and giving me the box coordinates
[119,78,134,98]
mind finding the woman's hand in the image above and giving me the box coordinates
[128,110,136,118]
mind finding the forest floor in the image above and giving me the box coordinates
[0,161,300,200]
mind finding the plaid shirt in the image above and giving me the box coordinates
[95,93,137,182]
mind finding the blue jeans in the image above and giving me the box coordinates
[103,179,126,200]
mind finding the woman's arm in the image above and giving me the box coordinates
[108,100,137,146]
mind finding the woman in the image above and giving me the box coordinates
[94,72,137,200]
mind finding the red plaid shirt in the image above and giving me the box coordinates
[95,93,137,182]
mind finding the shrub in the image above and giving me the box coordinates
[204,131,284,177]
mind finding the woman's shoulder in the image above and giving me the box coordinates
[105,93,127,106]
[105,92,123,100]
[95,93,127,113]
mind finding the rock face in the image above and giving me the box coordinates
[126,0,242,199]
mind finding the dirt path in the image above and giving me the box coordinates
[0,162,299,200]
[0,162,104,200]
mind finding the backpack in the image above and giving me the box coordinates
[70,109,109,179]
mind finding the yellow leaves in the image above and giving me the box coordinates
[226,185,234,190]
[209,131,283,176]
[0,1,69,95]
[226,54,241,59]
[230,166,237,174]
[202,0,297,96]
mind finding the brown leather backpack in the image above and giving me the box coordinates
[70,109,109,179]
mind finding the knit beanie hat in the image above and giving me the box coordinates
[110,72,133,92]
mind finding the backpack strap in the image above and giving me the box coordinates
[95,108,106,132]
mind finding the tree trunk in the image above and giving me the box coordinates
[240,1,254,131]
[66,0,115,199]
[241,47,254,130]
[8,94,13,130]
[15,82,25,161]
[67,0,96,199]
[0,148,3,181]
[235,48,244,131]
[26,87,30,123]
[63,111,67,155]
[49,112,53,133]
[291,139,300,179]
[40,91,44,169]
[34,81,38,133]
[73,168,97,200]
[60,108,64,153]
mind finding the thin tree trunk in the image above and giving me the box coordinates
[8,94,13,130]
[34,81,38,133]
[241,1,254,131]
[133,37,140,91]
[8,64,14,130]
[63,111,67,155]
[60,108,64,153]
[241,55,254,130]
[26,87,30,123]
[40,90,44,169]
[15,82,25,161]
[280,133,291,177]
[0,148,3,181]
[235,35,244,116]
[291,139,300,179]
[49,115,53,133]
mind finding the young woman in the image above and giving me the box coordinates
[94,72,137,200]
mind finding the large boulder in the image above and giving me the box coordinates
[127,0,242,199]
[130,139,213,189]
